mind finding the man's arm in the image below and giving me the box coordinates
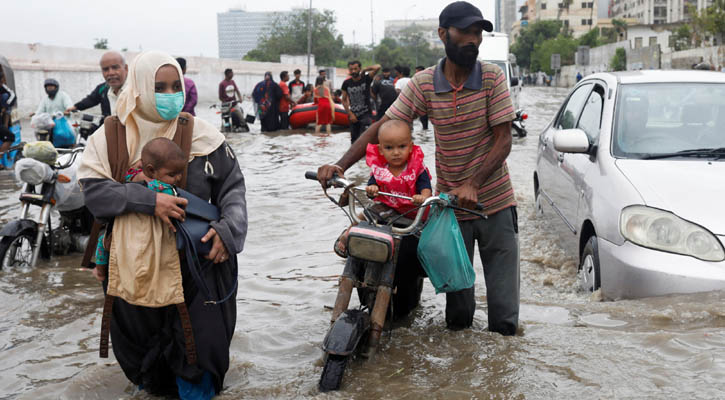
[234,82,242,102]
[448,122,512,208]
[364,64,382,76]
[71,85,102,112]
[316,115,389,184]
[218,83,224,101]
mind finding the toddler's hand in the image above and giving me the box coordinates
[131,171,149,182]
[366,185,379,198]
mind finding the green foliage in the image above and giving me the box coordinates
[688,0,725,45]
[245,9,443,71]
[611,48,626,71]
[531,35,578,74]
[244,10,344,65]
[93,38,108,50]
[578,29,600,47]
[671,24,693,51]
[511,20,563,70]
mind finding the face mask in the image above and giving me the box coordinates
[155,91,184,120]
[445,31,479,68]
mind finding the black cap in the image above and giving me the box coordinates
[439,1,494,32]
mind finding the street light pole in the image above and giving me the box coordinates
[370,0,375,63]
[307,0,312,85]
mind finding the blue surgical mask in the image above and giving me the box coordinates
[155,91,184,120]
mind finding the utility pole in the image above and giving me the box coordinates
[307,0,312,85]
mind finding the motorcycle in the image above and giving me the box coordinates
[0,146,93,269]
[305,171,483,392]
[69,111,103,142]
[512,109,528,138]
[211,101,249,133]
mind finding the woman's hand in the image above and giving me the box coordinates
[201,227,230,264]
[92,264,106,282]
[155,193,188,232]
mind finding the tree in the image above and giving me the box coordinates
[689,0,725,46]
[670,24,693,51]
[610,47,626,71]
[244,9,344,65]
[531,35,578,74]
[93,38,109,49]
[510,20,563,70]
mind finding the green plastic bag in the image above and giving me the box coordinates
[416,194,475,294]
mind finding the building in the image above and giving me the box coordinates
[495,0,518,35]
[217,9,293,59]
[384,19,443,49]
[609,0,715,25]
[536,0,601,38]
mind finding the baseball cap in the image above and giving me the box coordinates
[439,1,494,32]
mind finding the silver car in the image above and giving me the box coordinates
[534,70,725,300]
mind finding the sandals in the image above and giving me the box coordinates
[334,229,349,258]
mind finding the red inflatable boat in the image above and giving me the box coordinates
[289,103,350,129]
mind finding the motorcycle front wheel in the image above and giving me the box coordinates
[0,230,37,270]
[319,354,349,392]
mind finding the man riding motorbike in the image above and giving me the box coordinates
[218,68,244,129]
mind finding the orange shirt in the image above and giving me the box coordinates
[279,81,291,112]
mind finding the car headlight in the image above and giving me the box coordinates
[620,205,725,262]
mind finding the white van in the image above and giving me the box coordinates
[479,32,521,109]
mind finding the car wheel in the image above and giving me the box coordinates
[534,184,543,215]
[579,236,601,292]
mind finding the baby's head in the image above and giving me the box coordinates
[141,137,186,186]
[377,120,413,168]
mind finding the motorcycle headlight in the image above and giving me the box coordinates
[620,205,725,262]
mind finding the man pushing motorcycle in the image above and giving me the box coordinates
[317,1,520,335]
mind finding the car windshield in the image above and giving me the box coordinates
[612,83,725,159]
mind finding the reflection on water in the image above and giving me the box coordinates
[1,87,725,399]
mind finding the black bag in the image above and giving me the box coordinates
[173,188,237,305]
[174,188,219,255]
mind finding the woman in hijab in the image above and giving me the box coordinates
[252,71,282,132]
[78,51,247,399]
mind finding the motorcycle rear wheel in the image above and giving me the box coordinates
[319,354,349,392]
[0,230,37,270]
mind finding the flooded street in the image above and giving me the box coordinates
[2,86,725,399]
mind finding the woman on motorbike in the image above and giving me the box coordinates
[77,51,247,399]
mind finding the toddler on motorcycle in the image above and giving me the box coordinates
[335,119,432,256]
[93,137,186,278]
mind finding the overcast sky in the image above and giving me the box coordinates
[4,0,504,58]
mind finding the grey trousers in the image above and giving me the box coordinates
[445,206,520,335]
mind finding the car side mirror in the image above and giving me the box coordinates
[510,76,519,87]
[554,128,591,154]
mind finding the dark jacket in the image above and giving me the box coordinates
[74,82,112,118]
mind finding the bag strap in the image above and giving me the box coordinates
[173,112,194,189]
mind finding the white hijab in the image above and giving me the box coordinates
[79,51,224,180]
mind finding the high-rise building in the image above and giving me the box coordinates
[609,0,714,25]
[384,19,443,49]
[535,0,600,38]
[495,0,518,34]
[217,9,293,59]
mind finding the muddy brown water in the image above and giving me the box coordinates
[1,87,724,399]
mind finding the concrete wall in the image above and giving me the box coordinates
[0,41,345,115]
[628,45,661,70]
[661,45,725,70]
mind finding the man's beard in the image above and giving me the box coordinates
[445,31,479,68]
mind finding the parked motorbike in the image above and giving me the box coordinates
[512,109,528,138]
[305,171,483,392]
[211,101,249,133]
[69,111,103,141]
[0,146,92,269]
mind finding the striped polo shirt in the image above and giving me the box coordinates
[386,58,516,219]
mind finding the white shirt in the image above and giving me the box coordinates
[36,91,73,116]
[395,77,411,92]
[107,82,126,116]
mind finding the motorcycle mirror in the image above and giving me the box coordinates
[522,114,528,120]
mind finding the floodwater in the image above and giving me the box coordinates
[2,87,725,399]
